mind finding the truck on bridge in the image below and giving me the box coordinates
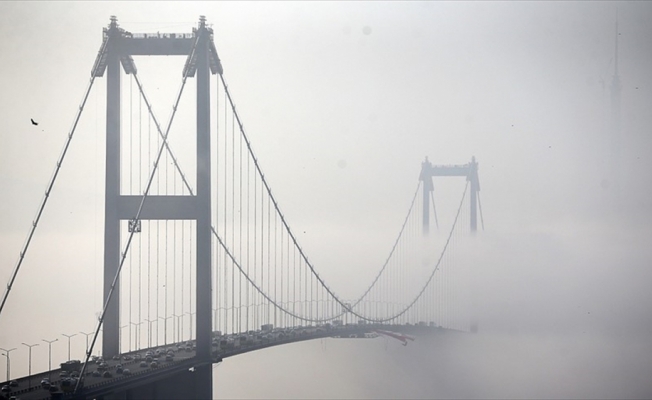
[60,360,82,372]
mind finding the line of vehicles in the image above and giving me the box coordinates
[210,322,331,353]
[24,347,179,397]
[0,361,85,399]
[208,319,438,354]
[0,320,441,399]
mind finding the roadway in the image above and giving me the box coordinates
[0,323,451,400]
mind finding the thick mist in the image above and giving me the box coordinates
[1,1,651,399]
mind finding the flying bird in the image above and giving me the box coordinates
[31,118,38,126]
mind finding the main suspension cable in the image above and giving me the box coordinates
[347,182,421,311]
[218,73,452,323]
[127,71,381,324]
[216,74,437,322]
[218,74,351,315]
[214,181,469,323]
[127,69,465,325]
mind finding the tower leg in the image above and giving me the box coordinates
[193,363,213,399]
[195,18,213,376]
[103,37,121,358]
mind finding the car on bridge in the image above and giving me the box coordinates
[60,377,81,393]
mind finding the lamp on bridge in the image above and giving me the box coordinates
[130,322,144,351]
[158,316,174,345]
[120,325,129,352]
[0,347,16,382]
[144,319,157,348]
[184,312,196,340]
[21,343,38,389]
[172,314,183,343]
[79,331,94,356]
[61,333,77,362]
[41,338,58,381]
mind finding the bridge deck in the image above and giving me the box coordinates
[1,324,455,400]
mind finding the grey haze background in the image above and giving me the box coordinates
[1,1,651,398]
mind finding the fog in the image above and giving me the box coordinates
[1,1,652,399]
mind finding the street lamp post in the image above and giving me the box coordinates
[0,347,16,382]
[158,316,173,345]
[79,331,94,357]
[61,333,77,361]
[41,339,58,381]
[145,319,157,348]
[130,322,143,351]
[172,314,183,343]
[21,343,39,388]
[120,325,129,352]
[184,312,196,340]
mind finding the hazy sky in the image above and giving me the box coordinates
[1,1,651,398]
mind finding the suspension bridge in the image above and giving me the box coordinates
[0,16,483,400]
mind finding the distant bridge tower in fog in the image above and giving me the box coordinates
[419,156,482,235]
[609,14,622,201]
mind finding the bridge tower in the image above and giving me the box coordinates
[93,16,221,398]
[419,156,481,235]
